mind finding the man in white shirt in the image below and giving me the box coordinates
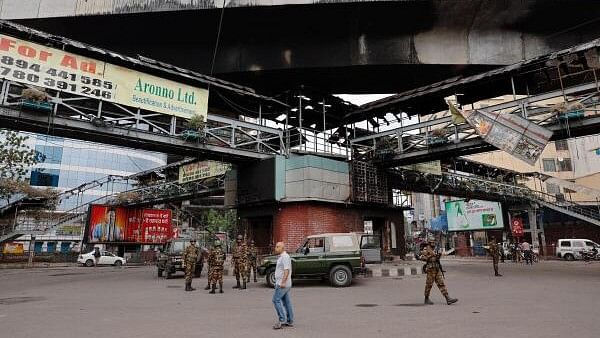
[521,241,532,265]
[272,242,294,330]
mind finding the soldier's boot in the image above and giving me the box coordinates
[242,278,247,289]
[209,283,216,294]
[444,294,458,305]
[424,297,434,305]
[232,279,241,289]
[204,284,211,290]
[185,282,193,291]
[254,272,257,283]
[219,281,224,294]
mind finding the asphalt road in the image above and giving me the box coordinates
[1,260,599,338]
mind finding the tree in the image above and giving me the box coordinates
[0,129,46,203]
[203,209,236,236]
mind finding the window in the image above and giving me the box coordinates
[331,235,355,251]
[560,241,571,247]
[573,241,584,248]
[585,241,596,247]
[305,237,325,253]
[555,140,569,151]
[35,145,63,164]
[542,159,556,172]
[30,169,60,187]
[557,158,573,171]
[546,183,560,194]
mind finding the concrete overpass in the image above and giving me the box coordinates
[8,0,600,94]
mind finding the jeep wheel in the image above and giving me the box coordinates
[266,268,276,288]
[564,253,575,261]
[114,260,122,267]
[329,265,352,287]
[157,269,163,277]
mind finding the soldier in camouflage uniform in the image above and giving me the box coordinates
[182,239,199,291]
[247,240,259,283]
[421,238,458,305]
[232,234,249,289]
[208,240,225,294]
[488,237,502,277]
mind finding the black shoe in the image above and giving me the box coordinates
[495,273,502,277]
[446,297,458,305]
[242,281,247,289]
[424,297,434,305]
[204,285,211,290]
[283,322,294,328]
[209,284,216,294]
[232,281,241,289]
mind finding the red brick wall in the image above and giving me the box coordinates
[272,202,364,250]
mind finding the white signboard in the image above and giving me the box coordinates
[445,199,504,231]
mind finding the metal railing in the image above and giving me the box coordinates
[0,79,287,158]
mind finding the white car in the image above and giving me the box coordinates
[78,250,126,267]
[556,239,600,261]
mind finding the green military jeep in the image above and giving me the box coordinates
[157,238,204,279]
[258,233,378,287]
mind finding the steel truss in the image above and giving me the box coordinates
[0,79,286,160]
[351,81,600,166]
[389,168,600,226]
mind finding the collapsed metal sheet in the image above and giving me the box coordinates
[451,103,552,165]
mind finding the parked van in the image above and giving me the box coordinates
[556,239,600,260]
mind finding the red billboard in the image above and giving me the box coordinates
[511,217,524,238]
[87,205,173,244]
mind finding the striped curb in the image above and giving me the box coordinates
[365,266,423,277]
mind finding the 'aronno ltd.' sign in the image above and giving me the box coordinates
[0,33,208,119]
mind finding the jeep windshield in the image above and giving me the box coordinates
[169,241,187,253]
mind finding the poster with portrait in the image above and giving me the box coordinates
[87,205,172,244]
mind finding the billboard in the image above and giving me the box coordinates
[87,205,173,244]
[450,103,552,165]
[445,199,504,231]
[3,242,24,254]
[178,160,231,184]
[0,34,208,119]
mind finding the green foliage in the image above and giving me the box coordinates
[186,114,206,131]
[0,129,39,180]
[202,209,236,236]
[0,130,58,209]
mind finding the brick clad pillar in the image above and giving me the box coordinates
[272,202,364,250]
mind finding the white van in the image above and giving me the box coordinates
[556,239,600,260]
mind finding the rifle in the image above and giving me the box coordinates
[435,244,446,278]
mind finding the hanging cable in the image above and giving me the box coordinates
[209,0,227,81]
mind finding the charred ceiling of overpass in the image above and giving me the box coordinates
[346,38,600,122]
[16,1,600,95]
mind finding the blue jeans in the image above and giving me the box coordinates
[272,286,294,324]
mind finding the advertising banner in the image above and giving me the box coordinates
[511,217,524,237]
[0,34,208,119]
[445,199,504,231]
[178,160,231,184]
[449,103,552,165]
[87,205,172,244]
[2,242,24,254]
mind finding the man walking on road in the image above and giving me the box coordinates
[521,240,532,265]
[488,237,502,277]
[421,237,458,305]
[272,242,294,330]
